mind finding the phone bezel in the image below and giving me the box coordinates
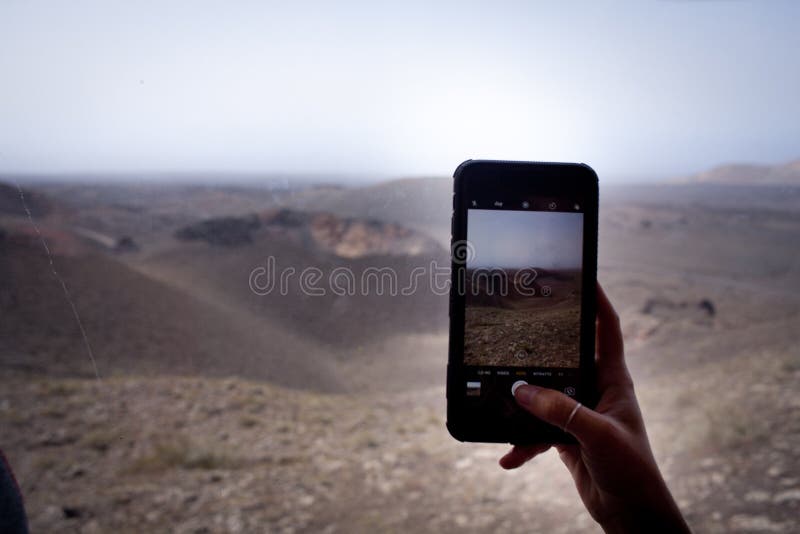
[446,159,599,444]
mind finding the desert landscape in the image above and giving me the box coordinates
[464,268,582,368]
[1,159,799,533]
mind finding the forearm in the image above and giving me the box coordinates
[599,482,691,534]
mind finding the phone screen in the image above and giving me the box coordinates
[460,197,584,420]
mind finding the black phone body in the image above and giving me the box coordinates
[447,160,599,444]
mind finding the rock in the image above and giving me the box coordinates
[115,236,139,253]
[768,465,784,477]
[773,488,800,503]
[266,209,310,228]
[744,490,771,503]
[699,457,717,468]
[641,296,716,322]
[454,457,473,470]
[62,506,85,519]
[37,430,78,447]
[41,505,63,523]
[175,215,261,246]
[698,298,716,317]
[729,514,785,532]
[65,465,86,479]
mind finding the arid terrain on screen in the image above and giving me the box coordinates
[464,268,581,367]
[1,160,799,533]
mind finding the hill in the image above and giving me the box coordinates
[0,218,349,391]
[281,177,453,246]
[0,184,451,393]
[138,208,449,349]
[675,159,800,185]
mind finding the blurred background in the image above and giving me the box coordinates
[1,1,799,532]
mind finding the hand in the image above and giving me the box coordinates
[499,284,691,534]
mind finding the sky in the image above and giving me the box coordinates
[468,210,583,269]
[1,0,798,182]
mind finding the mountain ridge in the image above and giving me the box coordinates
[674,159,800,185]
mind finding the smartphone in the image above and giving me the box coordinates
[447,160,599,444]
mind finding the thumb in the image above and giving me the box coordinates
[514,385,608,446]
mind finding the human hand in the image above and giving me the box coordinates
[499,284,690,534]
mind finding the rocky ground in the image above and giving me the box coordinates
[0,373,589,533]
[2,300,798,534]
[464,302,581,368]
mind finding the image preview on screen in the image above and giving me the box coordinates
[463,208,584,369]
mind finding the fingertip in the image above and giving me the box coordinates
[498,444,551,470]
[498,450,520,470]
[513,384,540,407]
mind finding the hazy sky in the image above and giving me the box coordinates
[468,210,583,269]
[1,1,798,181]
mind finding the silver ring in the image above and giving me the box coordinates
[563,402,582,433]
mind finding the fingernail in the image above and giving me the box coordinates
[514,385,539,406]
